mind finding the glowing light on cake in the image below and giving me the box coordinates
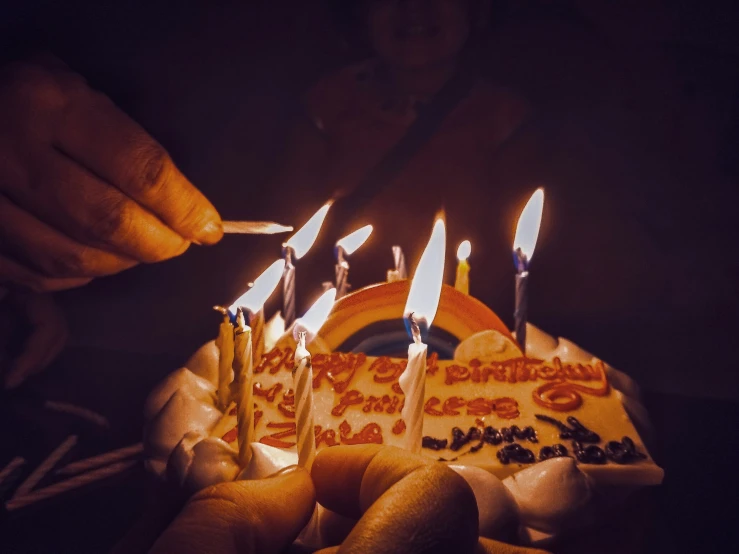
[400,217,446,454]
[229,259,285,366]
[334,225,373,298]
[293,287,337,344]
[292,287,337,471]
[513,188,545,354]
[282,202,333,326]
[229,259,286,314]
[455,240,471,295]
[284,203,332,260]
[404,218,446,327]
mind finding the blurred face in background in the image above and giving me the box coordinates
[365,0,473,70]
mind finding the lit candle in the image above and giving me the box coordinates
[513,188,544,355]
[282,203,332,326]
[230,259,286,366]
[399,218,446,454]
[292,288,336,470]
[455,240,471,295]
[213,306,235,411]
[387,245,408,282]
[232,309,254,466]
[335,225,373,298]
[228,259,286,466]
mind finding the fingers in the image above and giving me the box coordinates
[0,194,138,278]
[151,467,315,554]
[4,293,67,389]
[312,444,427,519]
[0,60,222,289]
[312,445,479,554]
[7,152,192,263]
[0,252,92,292]
[476,538,552,554]
[53,84,222,245]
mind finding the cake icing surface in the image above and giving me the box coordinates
[143,280,663,547]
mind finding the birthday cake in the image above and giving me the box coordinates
[142,280,663,548]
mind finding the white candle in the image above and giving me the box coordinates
[399,316,428,454]
[292,288,336,471]
[399,218,446,454]
[512,188,544,355]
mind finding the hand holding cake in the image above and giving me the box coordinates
[150,445,549,554]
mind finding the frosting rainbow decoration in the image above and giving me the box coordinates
[319,281,514,358]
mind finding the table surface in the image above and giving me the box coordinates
[1,347,738,554]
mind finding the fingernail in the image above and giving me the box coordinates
[265,464,299,479]
[197,219,223,245]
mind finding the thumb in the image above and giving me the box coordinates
[150,466,315,554]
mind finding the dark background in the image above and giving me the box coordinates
[1,1,739,552]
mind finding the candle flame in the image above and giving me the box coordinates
[336,225,373,256]
[285,202,332,259]
[513,188,544,262]
[404,217,446,328]
[230,259,286,314]
[456,240,471,261]
[293,287,336,343]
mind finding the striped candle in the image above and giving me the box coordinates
[399,316,427,454]
[214,308,235,410]
[233,310,255,467]
[292,332,315,471]
[282,247,296,327]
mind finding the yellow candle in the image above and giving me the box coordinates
[455,240,471,295]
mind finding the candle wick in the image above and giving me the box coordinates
[235,308,249,332]
[515,247,529,273]
[283,245,295,266]
[409,313,422,344]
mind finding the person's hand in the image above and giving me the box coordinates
[149,466,315,554]
[0,290,67,389]
[311,445,549,554]
[0,55,223,292]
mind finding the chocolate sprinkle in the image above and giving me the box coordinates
[450,427,468,451]
[483,426,503,445]
[605,436,647,464]
[497,443,536,465]
[539,443,569,461]
[572,441,607,464]
[535,414,600,443]
[422,436,448,451]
